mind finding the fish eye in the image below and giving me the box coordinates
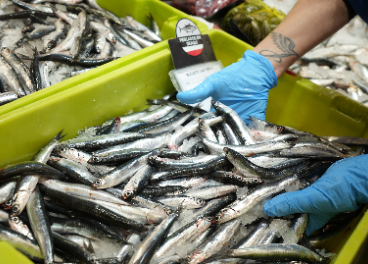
[93,157,99,161]
[11,217,19,224]
[95,180,103,186]
[12,205,19,213]
[196,199,203,204]
[126,190,132,197]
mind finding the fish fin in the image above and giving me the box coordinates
[55,130,66,141]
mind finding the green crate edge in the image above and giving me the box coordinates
[0,0,208,117]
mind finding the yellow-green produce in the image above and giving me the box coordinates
[222,0,285,45]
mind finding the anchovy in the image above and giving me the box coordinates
[210,171,262,186]
[149,155,218,170]
[0,54,26,96]
[43,19,66,51]
[27,187,54,264]
[29,25,55,39]
[188,219,241,264]
[142,186,188,197]
[128,209,180,264]
[216,175,299,224]
[227,244,324,263]
[235,220,269,248]
[1,47,34,94]
[0,161,64,180]
[52,231,95,263]
[0,181,16,204]
[64,235,94,253]
[89,148,152,165]
[117,234,141,262]
[37,52,114,66]
[185,185,237,200]
[0,10,49,20]
[122,165,156,199]
[157,177,207,188]
[9,216,34,240]
[93,152,152,189]
[51,18,79,52]
[167,114,221,149]
[212,101,255,144]
[11,0,54,15]
[0,209,9,222]
[123,29,154,48]
[202,138,294,155]
[42,186,145,230]
[53,8,75,25]
[131,195,173,215]
[71,10,91,62]
[0,92,18,106]
[216,129,228,144]
[0,225,44,261]
[224,147,311,180]
[50,217,122,242]
[57,132,145,150]
[290,213,309,243]
[39,178,128,205]
[90,199,165,225]
[148,13,160,37]
[154,216,213,260]
[53,147,115,175]
[91,21,117,44]
[93,135,170,157]
[222,122,241,145]
[48,157,98,185]
[95,32,107,53]
[126,15,162,42]
[157,195,206,209]
[153,156,229,181]
[193,193,236,219]
[29,46,42,91]
[132,110,194,137]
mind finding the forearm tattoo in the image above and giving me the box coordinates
[259,32,299,63]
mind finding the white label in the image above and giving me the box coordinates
[173,61,223,91]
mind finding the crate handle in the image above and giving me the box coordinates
[332,95,367,123]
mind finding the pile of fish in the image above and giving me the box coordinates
[293,41,368,106]
[0,0,161,106]
[1,95,367,264]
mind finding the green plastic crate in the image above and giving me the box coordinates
[0,0,207,117]
[1,29,368,263]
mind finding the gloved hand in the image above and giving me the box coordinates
[176,50,278,123]
[264,155,368,235]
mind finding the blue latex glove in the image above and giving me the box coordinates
[264,155,368,236]
[176,50,278,123]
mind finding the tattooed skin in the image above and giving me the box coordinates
[259,32,299,63]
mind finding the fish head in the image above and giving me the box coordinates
[93,178,107,189]
[45,40,56,51]
[123,188,134,200]
[0,47,11,57]
[195,198,206,207]
[196,217,213,231]
[215,208,237,224]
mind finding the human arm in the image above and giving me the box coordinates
[253,0,351,77]
[263,155,368,236]
[177,0,352,122]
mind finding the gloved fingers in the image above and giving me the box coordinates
[263,186,335,217]
[306,212,337,236]
[176,76,215,104]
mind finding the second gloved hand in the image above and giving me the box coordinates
[264,155,368,236]
[176,50,277,123]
